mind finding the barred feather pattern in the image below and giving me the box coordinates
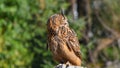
[47,14,82,66]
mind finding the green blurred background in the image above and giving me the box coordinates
[0,0,120,68]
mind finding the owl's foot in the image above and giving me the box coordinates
[65,61,71,68]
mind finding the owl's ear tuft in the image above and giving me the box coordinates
[60,9,65,19]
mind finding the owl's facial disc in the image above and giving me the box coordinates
[50,14,69,30]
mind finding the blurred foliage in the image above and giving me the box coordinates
[0,0,120,68]
[0,0,71,68]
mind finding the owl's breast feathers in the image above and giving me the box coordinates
[58,26,82,59]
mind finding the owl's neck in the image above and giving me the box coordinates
[48,29,57,37]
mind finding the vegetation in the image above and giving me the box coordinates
[0,0,120,68]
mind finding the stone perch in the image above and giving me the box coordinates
[55,64,86,68]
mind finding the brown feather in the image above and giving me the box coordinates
[47,14,82,66]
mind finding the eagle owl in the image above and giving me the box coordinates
[47,13,82,66]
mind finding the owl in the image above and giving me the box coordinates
[47,12,82,66]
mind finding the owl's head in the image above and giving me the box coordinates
[47,13,69,33]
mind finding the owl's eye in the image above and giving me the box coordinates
[64,23,67,25]
[62,17,65,20]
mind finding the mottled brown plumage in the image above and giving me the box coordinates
[47,13,82,66]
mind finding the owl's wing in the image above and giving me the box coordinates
[66,29,82,59]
